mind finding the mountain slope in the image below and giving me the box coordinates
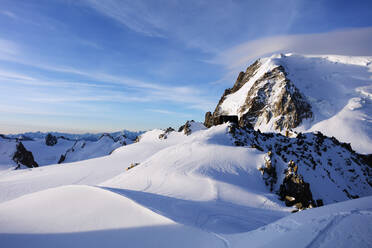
[0,185,225,248]
[0,123,371,247]
[206,54,372,153]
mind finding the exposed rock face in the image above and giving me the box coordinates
[205,60,313,131]
[45,133,58,146]
[239,66,312,130]
[204,60,262,128]
[228,124,372,206]
[178,121,194,135]
[12,142,39,168]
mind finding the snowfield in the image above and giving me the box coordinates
[0,122,371,247]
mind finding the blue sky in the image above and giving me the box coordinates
[1,0,372,133]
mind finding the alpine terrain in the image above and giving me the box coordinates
[0,54,371,248]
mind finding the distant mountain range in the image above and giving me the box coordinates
[0,130,143,169]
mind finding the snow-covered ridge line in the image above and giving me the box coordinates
[3,129,144,142]
[0,131,140,169]
[205,53,372,153]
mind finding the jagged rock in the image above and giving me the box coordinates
[204,112,214,128]
[228,123,371,208]
[159,127,175,140]
[239,66,313,131]
[205,59,313,131]
[279,171,314,209]
[12,142,38,168]
[45,133,58,146]
[178,120,194,135]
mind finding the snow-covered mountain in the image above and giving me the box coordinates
[205,54,372,154]
[1,54,372,247]
[0,120,371,247]
[0,131,140,170]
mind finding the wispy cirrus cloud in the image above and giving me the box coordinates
[210,27,372,71]
[0,41,214,111]
[146,109,192,118]
[82,0,302,53]
[83,0,165,37]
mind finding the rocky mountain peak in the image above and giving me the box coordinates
[206,57,313,131]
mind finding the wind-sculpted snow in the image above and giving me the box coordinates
[0,185,225,248]
[227,196,372,248]
[0,123,371,247]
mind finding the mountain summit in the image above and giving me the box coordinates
[205,54,372,153]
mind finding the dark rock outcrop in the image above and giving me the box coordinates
[58,154,66,164]
[204,113,239,128]
[228,124,372,207]
[279,162,314,209]
[239,66,313,131]
[178,120,195,136]
[45,133,58,146]
[12,142,39,168]
[159,127,175,140]
[205,59,313,131]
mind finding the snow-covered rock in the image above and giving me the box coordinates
[206,53,372,153]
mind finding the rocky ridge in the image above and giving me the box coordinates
[227,123,371,207]
[205,57,313,131]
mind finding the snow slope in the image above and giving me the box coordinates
[0,136,17,169]
[0,123,371,247]
[217,54,372,153]
[0,129,175,203]
[0,185,225,248]
[228,196,372,248]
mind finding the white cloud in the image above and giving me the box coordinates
[83,0,165,37]
[211,27,372,71]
